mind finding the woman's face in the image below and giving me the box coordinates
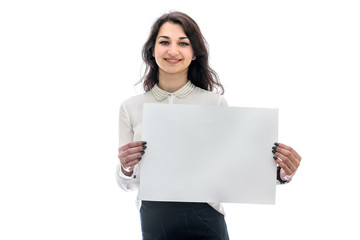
[153,22,195,77]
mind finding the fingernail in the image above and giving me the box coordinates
[272,150,276,154]
[138,157,142,161]
[274,142,279,146]
[273,156,278,160]
[141,151,145,154]
[272,146,277,151]
[142,146,147,150]
[142,141,147,145]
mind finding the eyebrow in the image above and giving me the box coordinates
[157,36,189,40]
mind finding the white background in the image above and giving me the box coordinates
[0,0,359,239]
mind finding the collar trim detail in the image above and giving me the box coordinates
[150,81,195,101]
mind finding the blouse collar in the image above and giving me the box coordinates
[150,81,195,101]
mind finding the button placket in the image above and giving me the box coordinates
[168,93,174,104]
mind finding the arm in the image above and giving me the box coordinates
[115,103,145,191]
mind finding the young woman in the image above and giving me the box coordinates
[116,11,301,240]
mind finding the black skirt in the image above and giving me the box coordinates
[140,201,229,240]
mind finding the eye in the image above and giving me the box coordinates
[179,42,189,46]
[159,41,169,45]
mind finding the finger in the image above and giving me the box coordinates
[123,158,140,169]
[276,143,302,162]
[118,145,147,159]
[119,141,147,152]
[122,157,141,172]
[122,152,144,166]
[273,144,300,167]
[274,151,298,173]
[274,156,293,175]
[127,157,141,167]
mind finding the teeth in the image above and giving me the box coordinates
[167,59,180,62]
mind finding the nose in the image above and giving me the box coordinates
[168,43,179,56]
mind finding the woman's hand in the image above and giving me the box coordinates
[272,142,302,182]
[118,141,147,176]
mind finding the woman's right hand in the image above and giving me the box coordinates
[118,141,147,176]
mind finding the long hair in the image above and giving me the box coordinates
[136,11,224,94]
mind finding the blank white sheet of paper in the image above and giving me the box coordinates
[140,103,278,204]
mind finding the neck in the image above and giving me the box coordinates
[158,71,188,93]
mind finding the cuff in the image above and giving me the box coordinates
[116,164,134,180]
[277,166,290,184]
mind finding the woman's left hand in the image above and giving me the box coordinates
[272,143,302,181]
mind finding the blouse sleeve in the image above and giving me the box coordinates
[115,102,140,191]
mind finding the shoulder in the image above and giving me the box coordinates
[120,92,151,108]
[193,86,219,96]
[191,87,228,106]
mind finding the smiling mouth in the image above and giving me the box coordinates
[165,58,182,63]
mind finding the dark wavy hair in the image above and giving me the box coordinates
[136,11,224,94]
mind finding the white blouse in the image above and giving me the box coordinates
[116,81,228,214]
